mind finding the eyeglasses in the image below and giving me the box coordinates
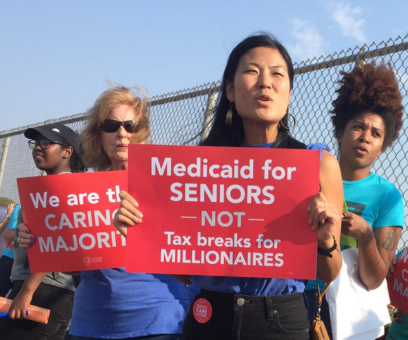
[99,119,137,133]
[28,139,64,150]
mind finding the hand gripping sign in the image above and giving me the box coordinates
[17,171,127,272]
[387,248,408,314]
[126,145,320,279]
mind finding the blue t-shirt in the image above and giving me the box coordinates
[306,172,404,290]
[189,142,329,296]
[343,173,404,229]
[70,268,189,338]
[186,283,201,306]
[1,205,21,259]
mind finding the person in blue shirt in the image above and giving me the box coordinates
[304,61,405,338]
[18,86,189,340]
[113,33,344,340]
[0,203,17,297]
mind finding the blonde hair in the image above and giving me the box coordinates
[81,85,151,171]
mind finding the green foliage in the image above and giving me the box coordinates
[0,197,15,205]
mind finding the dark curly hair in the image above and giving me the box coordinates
[331,61,404,150]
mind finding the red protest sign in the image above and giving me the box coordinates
[17,171,127,272]
[126,145,320,279]
[387,248,408,314]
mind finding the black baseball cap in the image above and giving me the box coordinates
[24,123,81,154]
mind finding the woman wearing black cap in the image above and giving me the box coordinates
[0,123,85,340]
[24,123,85,175]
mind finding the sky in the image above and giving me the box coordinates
[1,0,407,132]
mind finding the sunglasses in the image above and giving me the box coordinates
[99,119,137,133]
[28,139,65,150]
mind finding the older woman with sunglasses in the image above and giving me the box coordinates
[19,85,189,340]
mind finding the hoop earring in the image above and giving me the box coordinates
[225,102,234,126]
[279,113,297,130]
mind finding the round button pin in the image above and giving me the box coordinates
[236,297,245,306]
[193,298,213,324]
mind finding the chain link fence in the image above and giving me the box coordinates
[1,34,407,250]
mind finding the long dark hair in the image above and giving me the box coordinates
[201,33,305,149]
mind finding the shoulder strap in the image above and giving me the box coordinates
[317,281,331,305]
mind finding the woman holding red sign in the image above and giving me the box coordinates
[20,85,189,340]
[0,123,85,340]
[113,34,344,340]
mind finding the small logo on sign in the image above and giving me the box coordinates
[193,298,212,323]
[83,256,102,265]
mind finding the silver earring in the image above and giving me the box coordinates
[279,111,297,130]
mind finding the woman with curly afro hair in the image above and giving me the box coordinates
[305,61,405,339]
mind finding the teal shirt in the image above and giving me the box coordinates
[1,205,21,259]
[306,173,404,290]
[387,311,408,340]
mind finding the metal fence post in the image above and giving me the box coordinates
[200,82,218,142]
[356,47,366,68]
[0,137,10,191]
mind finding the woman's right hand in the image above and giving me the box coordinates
[17,223,35,249]
[113,191,143,237]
